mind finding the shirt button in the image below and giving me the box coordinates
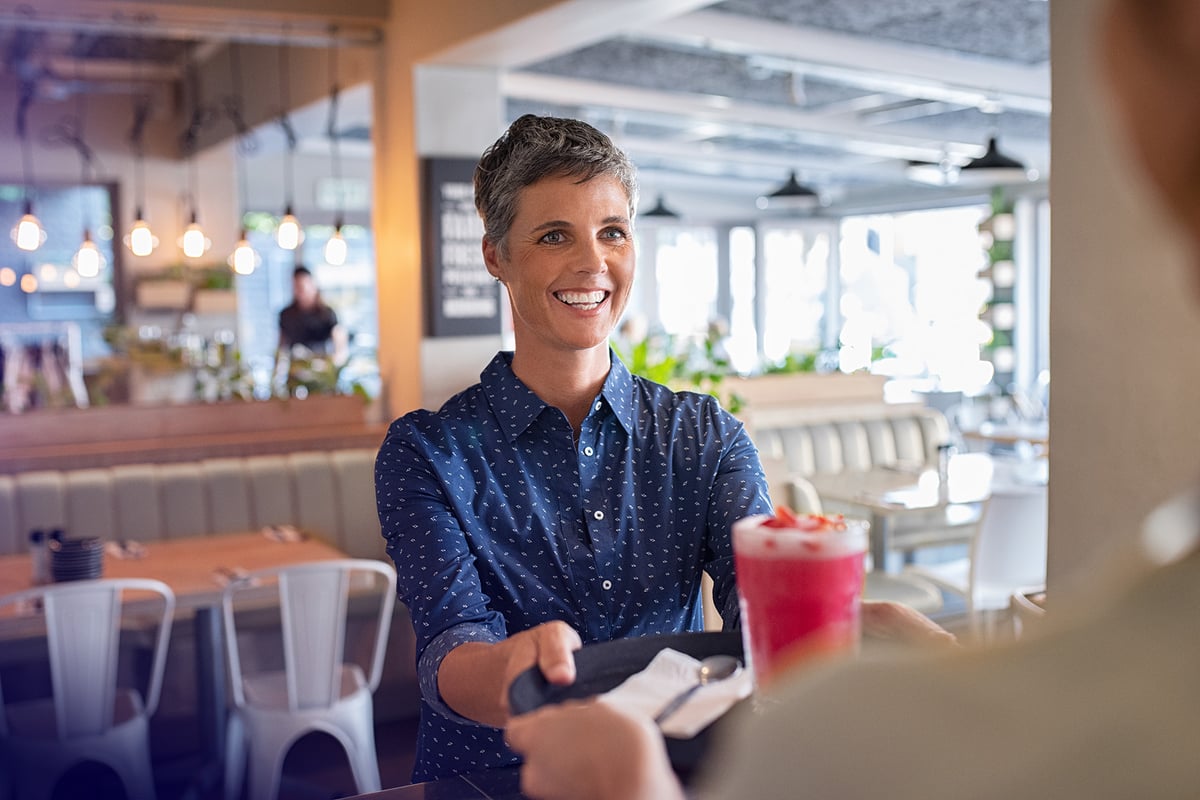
[583,446,594,457]
[594,401,602,411]
[593,510,605,521]
[601,579,613,590]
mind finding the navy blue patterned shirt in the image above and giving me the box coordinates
[374,351,772,782]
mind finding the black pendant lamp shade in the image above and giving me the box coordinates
[958,137,1029,183]
[757,170,819,210]
[641,194,680,219]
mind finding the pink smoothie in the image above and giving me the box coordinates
[733,513,867,685]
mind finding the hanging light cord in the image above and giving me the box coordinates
[325,27,343,224]
[181,45,215,218]
[277,34,297,208]
[128,32,153,215]
[16,78,37,206]
[226,43,256,222]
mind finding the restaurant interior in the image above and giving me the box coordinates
[1,1,1199,798]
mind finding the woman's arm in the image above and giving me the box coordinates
[440,621,582,727]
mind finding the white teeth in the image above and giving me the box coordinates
[555,290,606,306]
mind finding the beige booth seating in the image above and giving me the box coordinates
[0,449,420,753]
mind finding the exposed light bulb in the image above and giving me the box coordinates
[12,201,44,252]
[276,207,302,250]
[181,214,211,259]
[74,230,104,278]
[0,267,15,286]
[324,224,347,266]
[126,209,158,257]
[229,230,259,275]
[19,273,38,293]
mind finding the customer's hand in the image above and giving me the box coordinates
[862,600,958,647]
[507,700,685,800]
[439,620,582,727]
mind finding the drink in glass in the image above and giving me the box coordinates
[733,511,868,687]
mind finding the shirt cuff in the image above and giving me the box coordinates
[418,622,506,725]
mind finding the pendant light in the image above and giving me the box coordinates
[640,194,681,219]
[179,49,211,260]
[323,30,347,266]
[956,136,1030,185]
[275,35,302,251]
[755,170,820,211]
[64,56,105,278]
[226,43,260,275]
[125,35,158,257]
[11,79,45,252]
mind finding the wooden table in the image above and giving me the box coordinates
[808,453,995,571]
[0,529,351,798]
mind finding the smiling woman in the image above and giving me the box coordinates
[372,114,778,783]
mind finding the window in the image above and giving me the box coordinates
[839,207,993,392]
[236,215,378,397]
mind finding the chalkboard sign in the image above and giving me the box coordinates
[421,158,502,337]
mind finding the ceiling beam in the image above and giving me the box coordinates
[423,0,715,68]
[502,71,1012,164]
[645,9,1050,115]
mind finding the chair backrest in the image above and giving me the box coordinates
[222,559,396,711]
[970,484,1048,593]
[0,578,175,739]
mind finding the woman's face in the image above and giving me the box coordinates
[484,173,635,357]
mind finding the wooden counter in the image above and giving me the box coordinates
[0,395,389,474]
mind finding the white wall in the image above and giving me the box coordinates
[1048,2,1200,589]
[413,65,508,411]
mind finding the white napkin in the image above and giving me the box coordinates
[599,648,752,739]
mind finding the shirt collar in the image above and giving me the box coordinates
[481,350,636,441]
[601,352,636,436]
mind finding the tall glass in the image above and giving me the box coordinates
[733,514,868,687]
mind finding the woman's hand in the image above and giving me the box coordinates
[506,700,685,800]
[862,599,958,647]
[439,620,582,727]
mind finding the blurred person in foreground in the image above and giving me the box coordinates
[505,2,1200,798]
[374,114,952,783]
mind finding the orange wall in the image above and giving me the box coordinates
[372,0,566,418]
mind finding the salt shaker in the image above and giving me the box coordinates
[29,529,49,584]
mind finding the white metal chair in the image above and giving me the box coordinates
[0,578,175,800]
[221,559,396,800]
[907,483,1048,639]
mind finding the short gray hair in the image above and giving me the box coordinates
[474,115,639,257]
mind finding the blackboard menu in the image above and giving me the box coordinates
[422,157,502,337]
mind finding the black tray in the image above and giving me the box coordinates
[508,631,744,777]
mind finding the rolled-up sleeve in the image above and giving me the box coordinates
[375,419,508,720]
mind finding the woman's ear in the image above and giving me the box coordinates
[482,236,504,283]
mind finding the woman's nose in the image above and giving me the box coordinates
[574,239,609,273]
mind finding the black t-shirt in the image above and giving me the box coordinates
[278,303,338,354]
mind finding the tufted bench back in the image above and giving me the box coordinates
[743,403,952,512]
[0,449,382,559]
[750,405,951,477]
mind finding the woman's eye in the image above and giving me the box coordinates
[540,231,565,244]
[602,227,629,241]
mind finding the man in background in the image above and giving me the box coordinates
[277,266,348,366]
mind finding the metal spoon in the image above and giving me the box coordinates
[653,654,741,726]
